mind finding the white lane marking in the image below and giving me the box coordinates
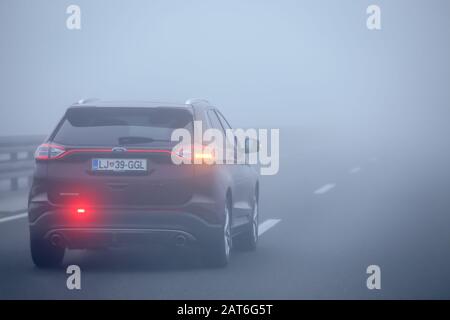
[349,166,361,174]
[0,212,27,224]
[258,219,281,236]
[314,183,336,195]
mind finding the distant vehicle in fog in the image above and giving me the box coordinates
[28,99,259,268]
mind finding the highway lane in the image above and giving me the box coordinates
[1,126,450,299]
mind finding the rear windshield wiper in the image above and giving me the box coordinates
[118,136,170,145]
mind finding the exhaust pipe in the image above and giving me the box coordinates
[50,233,66,248]
[175,234,187,247]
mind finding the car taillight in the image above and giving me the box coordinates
[194,149,215,162]
[72,205,92,220]
[34,143,66,160]
[175,145,215,164]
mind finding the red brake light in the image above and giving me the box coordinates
[35,143,66,160]
[76,208,86,214]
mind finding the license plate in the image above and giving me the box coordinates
[92,158,147,172]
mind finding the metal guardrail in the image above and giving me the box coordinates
[0,136,45,191]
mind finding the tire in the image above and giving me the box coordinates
[235,195,258,251]
[204,202,232,268]
[30,233,65,268]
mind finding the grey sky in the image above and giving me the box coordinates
[0,0,449,135]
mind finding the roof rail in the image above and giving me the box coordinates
[76,98,100,105]
[185,98,210,105]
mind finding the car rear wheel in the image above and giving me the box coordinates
[30,233,65,268]
[204,202,232,268]
[235,195,258,251]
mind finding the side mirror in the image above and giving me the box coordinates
[245,138,259,154]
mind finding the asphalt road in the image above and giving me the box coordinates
[1,125,450,299]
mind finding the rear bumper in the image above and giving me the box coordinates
[29,209,223,249]
[44,228,198,249]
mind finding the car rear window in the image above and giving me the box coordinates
[52,107,193,146]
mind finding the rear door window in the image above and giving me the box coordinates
[216,110,232,130]
[207,110,225,132]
